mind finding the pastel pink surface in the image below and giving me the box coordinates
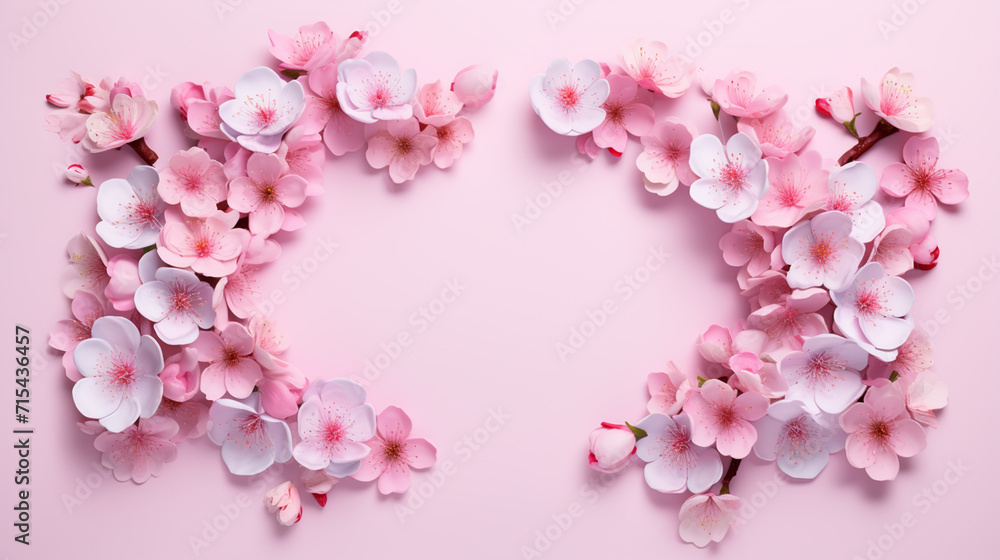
[2,0,999,559]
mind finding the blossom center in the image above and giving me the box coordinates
[604,102,626,125]
[713,404,738,429]
[555,85,581,111]
[810,238,836,266]
[854,287,886,318]
[383,440,403,461]
[106,109,138,141]
[247,95,279,129]
[802,351,847,388]
[258,183,279,203]
[779,415,821,457]
[867,418,891,442]
[321,419,347,446]
[394,136,413,155]
[222,345,242,368]
[880,79,913,117]
[108,354,137,389]
[718,163,748,194]
[129,198,160,228]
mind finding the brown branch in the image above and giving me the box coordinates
[838,118,898,166]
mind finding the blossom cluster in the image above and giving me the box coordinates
[532,43,965,547]
[44,22,490,526]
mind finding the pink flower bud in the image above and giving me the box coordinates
[817,87,856,123]
[587,422,636,473]
[264,481,303,526]
[64,164,92,186]
[159,348,201,402]
[911,234,940,270]
[451,65,498,108]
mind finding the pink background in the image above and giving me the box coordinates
[2,0,998,558]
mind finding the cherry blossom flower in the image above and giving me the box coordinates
[620,39,693,98]
[840,381,926,480]
[159,347,200,402]
[879,207,936,273]
[712,70,787,119]
[134,267,216,345]
[352,406,437,494]
[831,263,915,361]
[719,220,778,278]
[646,362,691,416]
[72,316,164,433]
[825,162,885,243]
[298,62,366,156]
[860,68,933,133]
[816,86,857,124]
[869,224,916,276]
[81,92,158,152]
[336,51,417,124]
[193,324,263,400]
[684,379,768,458]
[228,152,308,235]
[529,58,610,136]
[94,416,178,482]
[588,422,636,473]
[636,118,697,196]
[727,352,788,400]
[293,379,377,477]
[688,132,769,223]
[46,71,94,108]
[214,257,263,321]
[678,492,741,547]
[62,233,109,298]
[249,315,289,356]
[736,110,814,159]
[413,80,463,127]
[255,355,308,420]
[65,163,92,186]
[175,83,234,140]
[753,400,844,479]
[591,74,655,155]
[154,397,209,442]
[268,22,364,73]
[747,288,829,357]
[779,334,868,414]
[426,117,474,169]
[451,64,498,108]
[903,369,947,427]
[634,413,723,494]
[880,136,969,219]
[49,290,109,381]
[264,481,303,526]
[219,67,305,153]
[867,330,932,383]
[157,208,250,277]
[365,118,438,183]
[207,393,293,475]
[741,270,792,311]
[43,110,89,143]
[104,255,139,312]
[95,165,165,249]
[278,126,326,196]
[696,324,769,366]
[158,147,227,218]
[752,151,828,228]
[781,211,864,291]
[302,468,340,505]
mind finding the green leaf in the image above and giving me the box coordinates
[844,115,860,138]
[625,421,647,441]
[697,376,708,388]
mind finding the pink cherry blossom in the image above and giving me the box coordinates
[587,422,636,473]
[219,67,305,153]
[636,118,697,196]
[365,118,438,183]
[65,163,92,186]
[689,132,769,223]
[157,207,249,277]
[635,413,723,494]
[277,127,326,196]
[867,329,933,384]
[719,220,778,278]
[158,147,227,218]
[840,382,926,480]
[43,110,89,143]
[50,290,109,381]
[336,52,417,123]
[736,110,814,158]
[779,334,868,414]
[352,406,437,494]
[591,74,654,154]
[782,211,864,290]
[413,80,463,127]
[207,393,293,475]
[684,379,768,458]
[451,64,498,108]
[727,352,788,399]
[816,86,857,124]
[860,68,933,133]
[94,416,178,482]
[72,316,164,433]
[267,22,364,72]
[81,93,158,152]
[193,324,263,400]
[753,400,844,479]
[529,58,610,136]
[62,233,109,298]
[902,369,947,427]
[831,263,915,361]
[249,315,288,356]
[293,379,377,478]
[154,397,210,442]
[255,355,308,420]
[678,492,741,547]
[46,71,94,108]
[134,267,216,345]
[299,62,366,157]
[825,162,885,243]
[880,136,968,219]
[302,467,341,497]
[178,83,234,140]
[696,324,770,366]
[646,362,691,416]
[159,348,200,402]
[104,254,140,311]
[427,117,474,169]
[214,257,263,321]
[264,481,303,526]
[95,165,165,249]
[741,270,792,311]
[620,39,693,98]
[746,288,830,357]
[752,151,829,228]
[869,224,916,276]
[712,70,787,119]
[228,152,308,235]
